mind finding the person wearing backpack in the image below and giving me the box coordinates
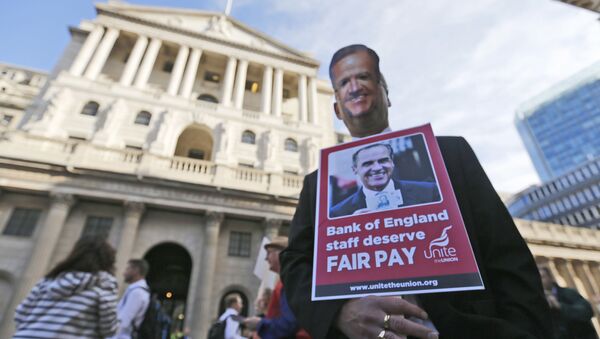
[109,259,151,339]
[216,293,247,339]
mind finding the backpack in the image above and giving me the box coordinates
[206,315,231,339]
[132,288,172,339]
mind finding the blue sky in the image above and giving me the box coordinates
[1,0,600,193]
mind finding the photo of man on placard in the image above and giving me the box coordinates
[328,134,441,218]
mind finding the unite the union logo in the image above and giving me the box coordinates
[423,225,459,263]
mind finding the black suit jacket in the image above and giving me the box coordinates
[329,179,440,218]
[280,136,554,339]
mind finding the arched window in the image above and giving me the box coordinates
[134,111,152,126]
[197,94,219,103]
[284,138,298,152]
[241,130,256,144]
[80,101,99,116]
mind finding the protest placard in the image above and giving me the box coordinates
[312,124,484,300]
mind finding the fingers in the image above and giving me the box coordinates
[386,315,438,339]
[335,296,438,339]
[377,296,429,320]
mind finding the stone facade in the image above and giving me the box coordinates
[517,218,600,332]
[0,2,334,337]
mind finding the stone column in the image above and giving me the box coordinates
[119,35,148,86]
[264,218,281,240]
[134,38,162,89]
[565,260,589,298]
[548,259,567,286]
[298,74,308,122]
[84,27,120,80]
[261,66,273,115]
[272,68,283,117]
[192,212,223,336]
[0,193,75,338]
[221,56,237,106]
[179,48,202,98]
[167,45,190,96]
[590,263,600,292]
[233,59,249,109]
[555,259,577,289]
[70,25,105,76]
[308,77,318,124]
[573,261,598,300]
[115,201,145,293]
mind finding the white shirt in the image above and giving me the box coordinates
[109,279,150,339]
[362,180,404,211]
[219,308,246,339]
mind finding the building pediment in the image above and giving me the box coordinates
[96,2,318,66]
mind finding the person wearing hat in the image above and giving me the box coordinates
[244,237,310,339]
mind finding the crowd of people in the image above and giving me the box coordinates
[7,44,600,339]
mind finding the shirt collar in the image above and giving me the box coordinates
[362,180,396,200]
[127,278,148,290]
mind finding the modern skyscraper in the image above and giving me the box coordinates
[509,61,600,230]
[515,61,600,182]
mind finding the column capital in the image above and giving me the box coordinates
[264,218,282,240]
[264,218,283,229]
[49,192,76,209]
[124,200,145,216]
[206,211,224,227]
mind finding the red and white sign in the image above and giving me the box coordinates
[312,124,483,300]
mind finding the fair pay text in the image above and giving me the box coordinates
[324,210,449,272]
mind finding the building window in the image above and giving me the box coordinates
[245,80,259,93]
[162,61,174,73]
[125,145,142,151]
[187,149,205,160]
[582,167,592,178]
[69,136,86,142]
[584,188,594,200]
[241,130,255,144]
[228,231,251,257]
[284,138,298,152]
[2,208,41,237]
[81,216,113,239]
[81,101,100,116]
[197,94,219,103]
[563,197,572,209]
[590,163,599,175]
[1,114,13,126]
[204,71,221,83]
[282,88,291,99]
[592,185,600,198]
[134,111,152,126]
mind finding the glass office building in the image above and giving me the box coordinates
[516,61,600,182]
[507,157,600,229]
[509,61,600,229]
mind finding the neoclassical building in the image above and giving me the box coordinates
[0,2,599,338]
[516,219,600,331]
[0,2,335,337]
